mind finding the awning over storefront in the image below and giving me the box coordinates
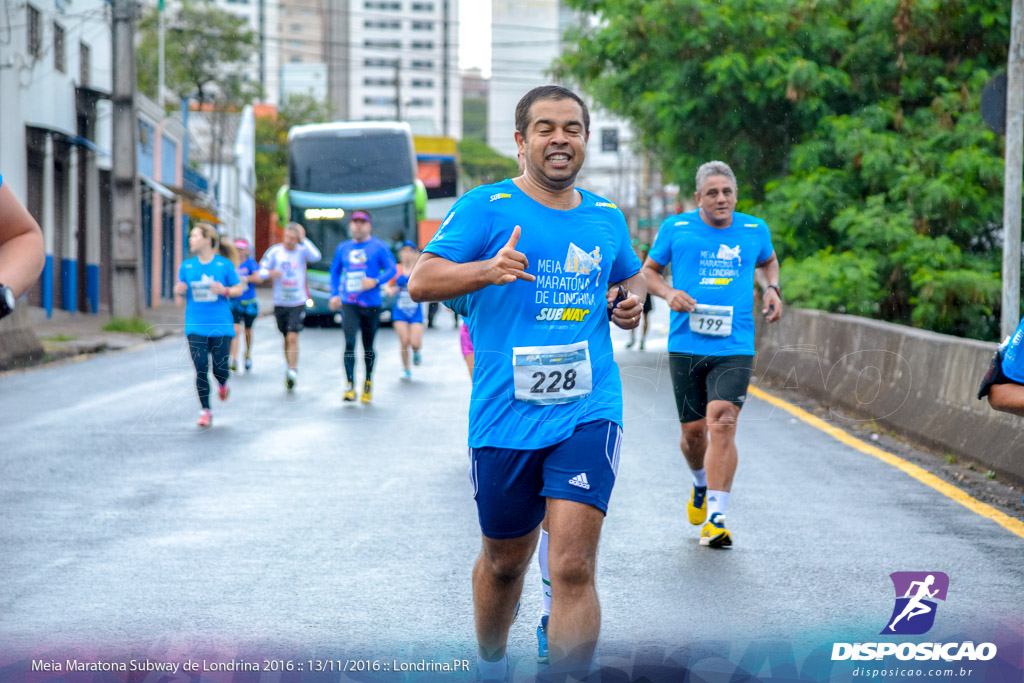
[181,200,221,224]
[140,175,175,199]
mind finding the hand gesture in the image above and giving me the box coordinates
[762,288,783,323]
[209,281,227,296]
[486,225,535,285]
[666,289,696,313]
[328,296,342,312]
[173,281,188,296]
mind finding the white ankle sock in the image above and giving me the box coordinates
[476,653,507,681]
[539,528,551,618]
[690,467,707,488]
[707,490,729,518]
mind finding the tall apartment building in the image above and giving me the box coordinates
[325,0,461,136]
[489,0,642,214]
[278,0,328,101]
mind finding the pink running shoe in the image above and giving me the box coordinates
[218,383,230,401]
[197,409,212,427]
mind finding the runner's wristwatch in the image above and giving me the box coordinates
[766,284,782,299]
[0,284,15,320]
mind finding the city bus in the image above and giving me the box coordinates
[276,121,427,321]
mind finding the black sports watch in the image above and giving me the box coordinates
[766,284,782,299]
[0,284,14,320]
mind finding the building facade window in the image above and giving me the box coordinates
[411,2,434,10]
[79,42,90,86]
[53,22,65,72]
[601,128,619,152]
[410,59,433,69]
[27,5,42,59]
[364,96,397,106]
[364,39,401,49]
[411,21,434,30]
[364,1,400,9]
[364,57,399,67]
[410,40,433,49]
[407,97,433,107]
[363,77,393,86]
[364,19,400,29]
[410,78,433,88]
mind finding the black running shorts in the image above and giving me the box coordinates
[274,304,305,335]
[669,352,754,423]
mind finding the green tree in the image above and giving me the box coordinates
[557,0,1010,340]
[463,98,487,143]
[458,139,519,189]
[254,94,334,209]
[137,2,259,106]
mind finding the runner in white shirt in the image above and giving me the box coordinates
[258,222,322,389]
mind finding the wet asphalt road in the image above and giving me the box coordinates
[2,306,1022,679]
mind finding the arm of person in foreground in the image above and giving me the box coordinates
[0,182,45,297]
[407,225,535,302]
[755,252,783,323]
[988,383,1024,417]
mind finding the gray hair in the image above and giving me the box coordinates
[285,221,302,233]
[695,161,737,194]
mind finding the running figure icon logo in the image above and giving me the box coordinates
[882,572,949,635]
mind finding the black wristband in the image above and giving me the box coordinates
[766,284,782,298]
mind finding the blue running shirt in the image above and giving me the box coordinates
[179,255,240,337]
[648,209,774,356]
[236,257,259,302]
[1001,318,1024,384]
[329,236,397,308]
[424,179,642,450]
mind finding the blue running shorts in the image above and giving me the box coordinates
[469,420,622,539]
[392,303,424,324]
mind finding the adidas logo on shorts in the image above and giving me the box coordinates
[568,473,591,490]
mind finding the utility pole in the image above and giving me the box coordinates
[111,0,143,317]
[157,0,164,109]
[1003,0,1024,337]
[394,59,402,121]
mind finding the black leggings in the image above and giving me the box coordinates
[187,334,231,409]
[342,303,380,383]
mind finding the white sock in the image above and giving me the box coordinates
[539,528,551,618]
[707,490,729,518]
[690,468,707,488]
[476,653,507,682]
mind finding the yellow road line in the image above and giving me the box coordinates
[748,385,1024,541]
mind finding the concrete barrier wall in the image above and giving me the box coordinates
[754,308,1024,485]
[0,306,43,368]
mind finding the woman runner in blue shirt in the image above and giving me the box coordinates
[174,223,245,427]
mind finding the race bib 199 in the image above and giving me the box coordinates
[689,304,734,337]
[512,340,593,405]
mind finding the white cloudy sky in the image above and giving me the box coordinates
[459,1,492,77]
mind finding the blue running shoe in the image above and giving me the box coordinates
[537,614,549,663]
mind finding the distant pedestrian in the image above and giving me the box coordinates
[384,241,425,381]
[229,239,261,373]
[174,224,245,427]
[259,222,321,390]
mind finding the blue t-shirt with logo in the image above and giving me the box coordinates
[179,255,240,337]
[329,236,398,308]
[237,257,259,301]
[424,178,642,450]
[648,209,774,356]
[1001,317,1024,384]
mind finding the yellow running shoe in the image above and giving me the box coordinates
[700,513,732,548]
[687,485,708,525]
[361,380,373,403]
[343,382,357,402]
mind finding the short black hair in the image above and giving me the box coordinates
[515,85,590,138]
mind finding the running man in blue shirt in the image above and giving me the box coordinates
[644,161,782,549]
[229,238,261,373]
[328,210,397,403]
[174,223,245,427]
[409,85,646,681]
[979,317,1024,417]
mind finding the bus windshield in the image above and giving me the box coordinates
[289,130,415,194]
[299,202,414,271]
